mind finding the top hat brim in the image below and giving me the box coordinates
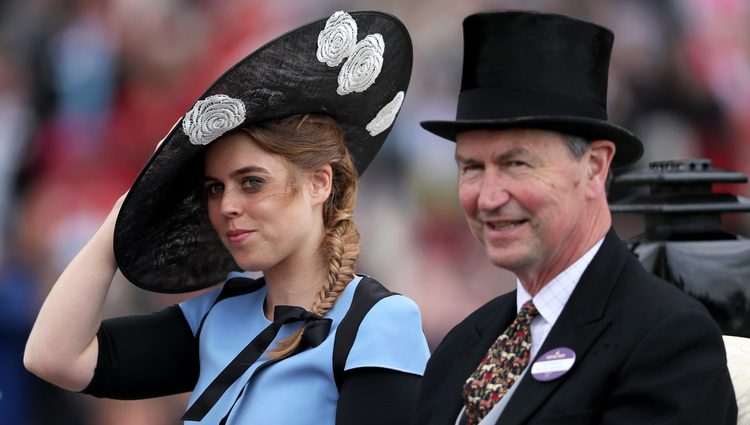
[422,11,644,168]
[421,116,643,167]
[114,11,413,293]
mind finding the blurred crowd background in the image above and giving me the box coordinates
[1,0,749,423]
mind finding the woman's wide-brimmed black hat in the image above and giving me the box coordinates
[421,10,643,167]
[114,11,413,293]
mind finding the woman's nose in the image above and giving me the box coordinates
[220,189,242,217]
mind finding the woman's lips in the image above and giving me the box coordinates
[226,229,253,245]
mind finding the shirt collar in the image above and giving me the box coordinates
[516,237,605,325]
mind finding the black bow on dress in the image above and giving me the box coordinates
[182,305,332,422]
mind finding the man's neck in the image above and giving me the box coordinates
[518,210,610,296]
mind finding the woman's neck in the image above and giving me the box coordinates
[262,253,327,320]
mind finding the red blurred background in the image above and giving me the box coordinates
[1,0,749,423]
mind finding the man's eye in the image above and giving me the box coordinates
[460,164,482,174]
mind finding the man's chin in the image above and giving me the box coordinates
[484,247,529,272]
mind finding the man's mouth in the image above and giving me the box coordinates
[486,220,526,230]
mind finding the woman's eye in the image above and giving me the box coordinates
[241,176,265,191]
[204,183,223,196]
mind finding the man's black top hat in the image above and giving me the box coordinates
[421,10,643,167]
[114,11,412,293]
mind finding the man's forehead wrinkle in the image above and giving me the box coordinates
[492,146,529,162]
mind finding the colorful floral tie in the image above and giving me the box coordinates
[463,300,539,425]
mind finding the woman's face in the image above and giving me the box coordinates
[203,132,328,274]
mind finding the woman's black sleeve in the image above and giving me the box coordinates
[81,304,200,399]
[336,367,422,425]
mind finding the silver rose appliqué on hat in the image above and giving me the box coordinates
[317,11,358,67]
[366,91,404,136]
[337,33,384,95]
[183,94,246,145]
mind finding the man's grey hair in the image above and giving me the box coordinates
[561,133,613,193]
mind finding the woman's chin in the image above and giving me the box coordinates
[231,255,273,274]
[234,261,265,273]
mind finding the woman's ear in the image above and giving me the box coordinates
[586,140,615,198]
[309,164,333,205]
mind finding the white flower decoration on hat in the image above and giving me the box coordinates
[182,94,246,145]
[366,91,404,136]
[337,33,384,95]
[317,11,358,67]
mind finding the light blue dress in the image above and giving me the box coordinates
[179,273,430,424]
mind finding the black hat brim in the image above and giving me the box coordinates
[114,11,413,293]
[421,116,643,167]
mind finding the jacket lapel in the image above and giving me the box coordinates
[432,293,518,423]
[496,229,628,425]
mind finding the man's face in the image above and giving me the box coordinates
[455,129,590,279]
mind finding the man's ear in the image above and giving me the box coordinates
[586,140,615,198]
[309,164,333,205]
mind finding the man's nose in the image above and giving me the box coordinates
[477,170,510,211]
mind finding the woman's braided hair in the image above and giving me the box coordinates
[240,114,360,359]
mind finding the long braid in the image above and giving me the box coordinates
[247,114,360,360]
[270,212,359,359]
[316,215,359,315]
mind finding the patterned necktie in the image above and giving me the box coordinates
[463,300,539,425]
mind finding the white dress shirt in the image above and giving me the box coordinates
[456,238,604,425]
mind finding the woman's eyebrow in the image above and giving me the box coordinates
[204,166,269,181]
[229,166,268,177]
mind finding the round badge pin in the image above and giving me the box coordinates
[531,347,576,382]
